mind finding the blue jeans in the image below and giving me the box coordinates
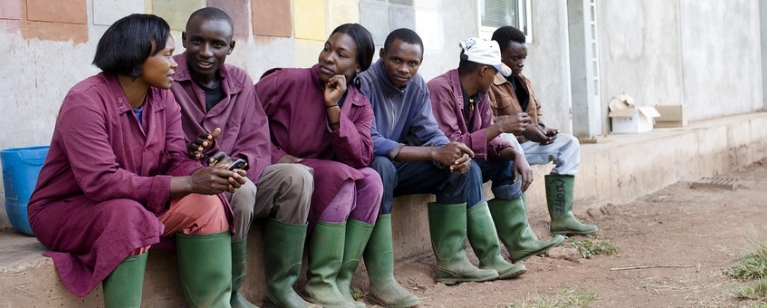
[369,156,485,214]
[475,159,523,200]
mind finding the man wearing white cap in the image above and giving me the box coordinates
[427,38,565,270]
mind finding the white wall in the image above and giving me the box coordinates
[678,0,763,120]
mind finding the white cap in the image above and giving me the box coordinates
[459,37,511,77]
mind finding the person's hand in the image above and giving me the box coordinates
[189,166,240,194]
[495,112,531,135]
[226,169,247,192]
[539,128,559,146]
[277,154,304,164]
[512,151,534,192]
[188,128,221,160]
[521,123,548,143]
[432,142,475,168]
[324,75,348,106]
[450,153,472,174]
[207,151,231,167]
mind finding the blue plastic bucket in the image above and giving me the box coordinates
[1,146,49,236]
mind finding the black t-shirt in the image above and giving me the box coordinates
[194,78,226,112]
[461,85,481,132]
[509,76,530,111]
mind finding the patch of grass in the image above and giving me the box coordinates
[505,288,599,308]
[568,236,618,259]
[725,241,767,281]
[732,279,767,302]
[351,288,364,300]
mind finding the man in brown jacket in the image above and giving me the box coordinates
[488,26,597,236]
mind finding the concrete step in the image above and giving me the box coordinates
[2,111,766,307]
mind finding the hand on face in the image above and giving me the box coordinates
[324,75,348,106]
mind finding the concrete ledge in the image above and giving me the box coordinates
[2,112,766,307]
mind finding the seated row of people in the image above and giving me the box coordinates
[28,8,596,308]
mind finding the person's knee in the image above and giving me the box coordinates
[465,161,483,182]
[189,194,229,234]
[278,164,314,190]
[369,156,396,184]
[230,179,257,218]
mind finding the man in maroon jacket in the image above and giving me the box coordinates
[170,8,314,308]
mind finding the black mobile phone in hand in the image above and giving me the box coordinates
[227,159,247,171]
[546,131,559,137]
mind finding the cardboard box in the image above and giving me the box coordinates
[653,104,687,128]
[608,94,660,134]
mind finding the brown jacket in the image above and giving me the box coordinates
[488,72,543,125]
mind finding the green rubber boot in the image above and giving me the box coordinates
[336,219,374,308]
[304,221,354,308]
[363,214,420,308]
[262,219,315,308]
[175,231,233,308]
[487,197,565,262]
[103,253,148,308]
[466,202,527,279]
[427,202,499,285]
[545,174,598,235]
[231,238,258,308]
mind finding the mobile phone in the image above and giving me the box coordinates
[546,131,559,137]
[227,159,247,171]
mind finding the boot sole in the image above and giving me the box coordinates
[551,228,598,236]
[436,273,499,286]
[368,294,420,308]
[367,285,420,308]
[496,267,527,279]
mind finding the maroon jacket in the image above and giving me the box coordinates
[255,65,376,224]
[171,52,270,183]
[427,69,512,160]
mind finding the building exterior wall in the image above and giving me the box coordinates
[0,0,764,229]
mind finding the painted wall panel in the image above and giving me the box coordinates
[153,0,202,31]
[327,0,359,32]
[359,1,389,45]
[207,0,250,40]
[294,0,326,40]
[26,0,87,24]
[0,0,21,20]
[93,0,144,26]
[251,0,291,38]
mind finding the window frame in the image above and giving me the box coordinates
[477,0,533,42]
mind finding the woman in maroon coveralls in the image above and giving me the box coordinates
[27,14,246,308]
[256,24,382,308]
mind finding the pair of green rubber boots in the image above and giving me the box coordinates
[103,218,315,308]
[102,232,234,308]
[427,198,563,285]
[303,215,420,308]
[427,174,597,285]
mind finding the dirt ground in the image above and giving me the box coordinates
[357,159,767,308]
